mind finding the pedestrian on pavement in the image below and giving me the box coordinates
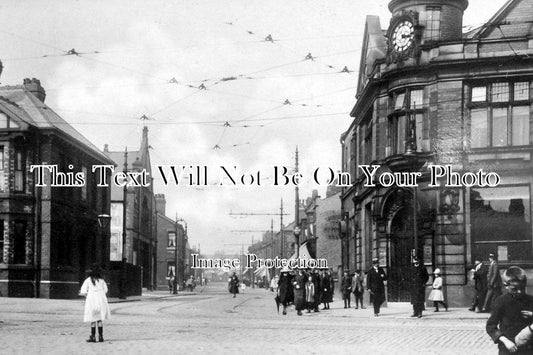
[79,264,110,343]
[321,269,333,310]
[483,253,503,313]
[270,275,279,292]
[228,272,240,298]
[305,275,315,313]
[367,258,387,317]
[486,266,533,354]
[428,268,448,312]
[470,258,488,313]
[292,268,307,316]
[341,270,352,309]
[168,277,173,294]
[352,269,365,309]
[278,271,293,315]
[410,256,429,318]
[312,269,321,312]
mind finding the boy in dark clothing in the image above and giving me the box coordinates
[486,266,533,354]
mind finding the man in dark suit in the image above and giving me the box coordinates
[483,253,502,312]
[469,259,488,312]
[486,266,533,354]
[410,256,429,318]
[367,258,387,317]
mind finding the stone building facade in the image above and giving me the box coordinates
[341,0,533,305]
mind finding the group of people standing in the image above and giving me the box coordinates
[470,253,503,313]
[340,259,387,316]
[277,268,334,315]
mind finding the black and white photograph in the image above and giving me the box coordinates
[1,0,533,354]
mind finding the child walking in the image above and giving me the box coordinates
[80,264,111,343]
[428,268,448,312]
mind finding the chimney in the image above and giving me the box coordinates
[155,194,166,215]
[23,78,46,102]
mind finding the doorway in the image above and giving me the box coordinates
[387,206,413,302]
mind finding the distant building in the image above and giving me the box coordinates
[0,78,114,298]
[342,0,533,305]
[315,186,342,275]
[104,127,157,293]
[155,194,187,290]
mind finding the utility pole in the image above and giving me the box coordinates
[280,198,284,258]
[119,147,128,299]
[294,146,300,259]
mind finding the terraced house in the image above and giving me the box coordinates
[341,0,533,305]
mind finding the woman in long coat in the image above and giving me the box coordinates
[80,264,111,343]
[292,269,307,316]
[278,271,294,315]
[321,270,333,309]
[228,272,240,298]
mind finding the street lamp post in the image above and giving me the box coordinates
[97,214,111,269]
[294,226,301,259]
[119,147,128,300]
[173,219,178,295]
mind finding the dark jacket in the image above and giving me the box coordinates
[228,275,239,294]
[278,273,294,305]
[410,264,429,305]
[367,266,387,303]
[321,274,333,303]
[486,293,533,352]
[487,261,502,289]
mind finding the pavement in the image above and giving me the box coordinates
[0,283,497,355]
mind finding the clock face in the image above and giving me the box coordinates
[392,20,414,52]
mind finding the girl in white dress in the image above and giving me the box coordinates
[428,268,448,312]
[79,264,111,342]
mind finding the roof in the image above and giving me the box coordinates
[0,85,113,164]
[466,0,533,39]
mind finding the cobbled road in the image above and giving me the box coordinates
[0,282,494,354]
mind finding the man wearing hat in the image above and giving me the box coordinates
[483,253,502,313]
[469,259,488,312]
[367,258,387,316]
[410,256,429,318]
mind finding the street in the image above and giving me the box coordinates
[1,282,494,355]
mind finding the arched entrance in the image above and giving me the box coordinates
[388,206,414,302]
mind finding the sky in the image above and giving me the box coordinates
[0,0,507,254]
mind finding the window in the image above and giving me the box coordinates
[13,220,26,264]
[0,220,4,263]
[469,82,530,148]
[470,186,531,262]
[425,6,441,41]
[0,113,20,129]
[14,150,25,192]
[168,231,176,247]
[167,262,176,277]
[388,88,428,155]
[0,146,5,192]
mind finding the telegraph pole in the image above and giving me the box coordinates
[119,147,128,299]
[294,146,300,259]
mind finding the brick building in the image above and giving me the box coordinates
[0,78,114,298]
[154,194,187,291]
[104,127,157,292]
[341,0,533,306]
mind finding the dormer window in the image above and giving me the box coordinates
[0,112,20,129]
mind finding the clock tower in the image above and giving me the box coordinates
[386,0,468,63]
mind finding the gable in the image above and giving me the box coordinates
[357,15,387,96]
[474,0,533,39]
